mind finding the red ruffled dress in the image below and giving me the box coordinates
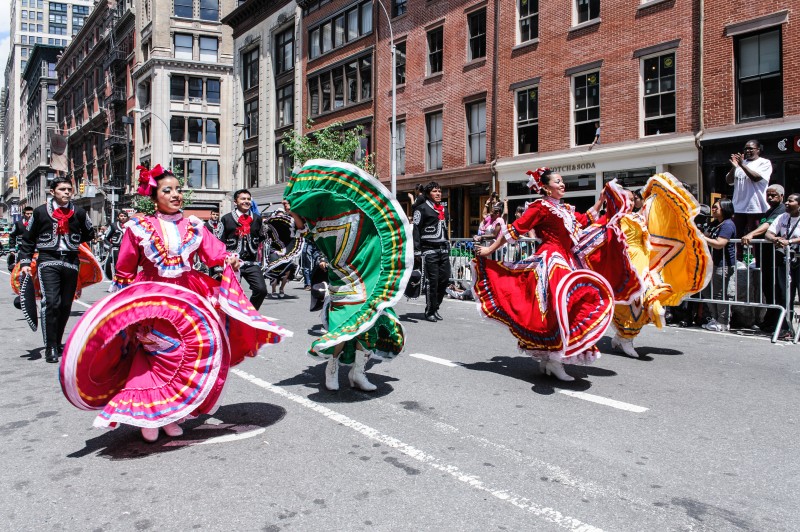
[473,194,639,365]
[60,212,290,429]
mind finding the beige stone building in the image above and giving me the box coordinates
[132,0,236,216]
[222,0,300,208]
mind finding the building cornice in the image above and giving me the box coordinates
[222,0,294,38]
[132,57,234,79]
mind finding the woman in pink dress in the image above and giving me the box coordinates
[60,165,290,442]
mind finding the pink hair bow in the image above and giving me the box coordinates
[136,164,169,196]
[526,167,549,191]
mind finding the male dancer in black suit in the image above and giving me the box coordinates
[19,178,95,362]
[217,189,268,309]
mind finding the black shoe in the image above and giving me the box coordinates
[45,347,59,363]
[58,344,64,356]
[434,312,443,320]
[424,314,437,323]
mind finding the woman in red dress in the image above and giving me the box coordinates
[474,168,636,381]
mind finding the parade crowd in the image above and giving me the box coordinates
[6,137,797,443]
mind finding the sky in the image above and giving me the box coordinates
[0,0,11,91]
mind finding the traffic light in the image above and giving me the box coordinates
[79,182,86,195]
[8,176,17,189]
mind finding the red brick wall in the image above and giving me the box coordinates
[495,0,700,158]
[373,0,496,187]
[702,3,798,128]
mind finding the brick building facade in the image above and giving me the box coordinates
[699,5,800,199]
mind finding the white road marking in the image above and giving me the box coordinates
[557,390,648,413]
[162,427,267,446]
[407,351,649,413]
[73,300,91,309]
[408,352,459,367]
[232,368,603,532]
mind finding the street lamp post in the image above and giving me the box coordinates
[375,0,397,198]
[130,108,173,171]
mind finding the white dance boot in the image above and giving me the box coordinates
[325,357,340,391]
[611,335,639,358]
[348,352,377,391]
[544,360,574,382]
[141,427,159,442]
[163,422,183,437]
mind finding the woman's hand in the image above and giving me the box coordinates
[225,255,241,270]
[475,245,492,258]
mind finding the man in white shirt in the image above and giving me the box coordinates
[726,139,773,240]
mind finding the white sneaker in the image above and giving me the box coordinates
[702,319,723,332]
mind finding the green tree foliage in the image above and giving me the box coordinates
[281,120,375,176]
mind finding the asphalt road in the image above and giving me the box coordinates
[1,273,798,531]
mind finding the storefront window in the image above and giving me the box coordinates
[602,167,656,189]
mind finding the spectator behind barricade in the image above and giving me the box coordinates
[765,192,800,339]
[726,139,772,240]
[741,185,785,331]
[701,199,736,332]
[474,200,505,242]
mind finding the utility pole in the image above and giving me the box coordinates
[120,115,135,222]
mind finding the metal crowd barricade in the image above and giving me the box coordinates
[684,238,796,344]
[448,237,539,287]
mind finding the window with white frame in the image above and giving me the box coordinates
[307,55,371,117]
[516,86,538,154]
[736,29,782,122]
[426,111,443,171]
[519,0,538,42]
[427,26,443,75]
[576,0,599,24]
[393,0,407,17]
[396,121,406,175]
[642,52,676,136]
[467,100,486,164]
[174,34,193,60]
[199,37,217,62]
[468,9,486,61]
[573,71,599,146]
[308,0,373,60]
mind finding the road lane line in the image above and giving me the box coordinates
[409,352,459,367]
[232,368,603,532]
[73,300,91,309]
[557,390,648,413]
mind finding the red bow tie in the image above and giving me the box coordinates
[236,215,252,237]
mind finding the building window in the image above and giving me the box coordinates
[467,101,486,164]
[187,159,202,188]
[276,141,292,183]
[205,160,219,188]
[188,77,203,101]
[519,0,538,42]
[199,0,218,21]
[396,121,406,175]
[395,42,406,85]
[47,105,56,121]
[468,9,486,61]
[736,29,782,122]
[21,48,28,57]
[426,112,443,171]
[206,79,220,104]
[206,119,219,144]
[308,0,373,60]
[275,28,294,76]
[242,48,259,90]
[170,116,185,142]
[576,0,599,24]
[276,84,293,128]
[307,55,372,117]
[244,149,258,188]
[174,34,193,60]
[516,86,539,154]
[573,71,600,146]
[174,0,193,18]
[393,0,407,17]
[643,53,676,136]
[170,76,185,101]
[244,99,258,139]
[187,118,203,143]
[427,27,443,75]
[199,37,217,62]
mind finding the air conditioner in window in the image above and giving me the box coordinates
[189,97,202,103]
